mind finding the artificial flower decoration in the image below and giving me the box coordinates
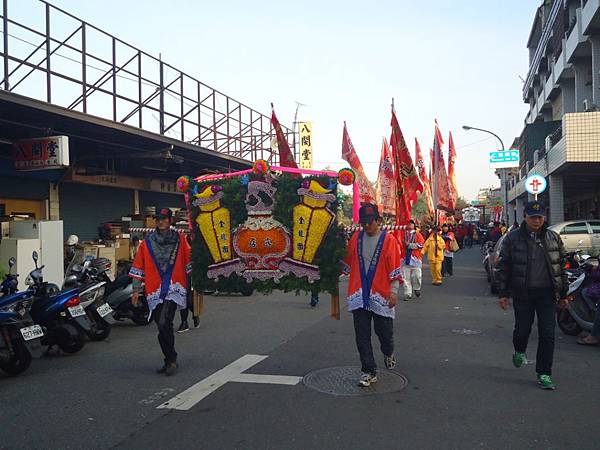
[176,175,191,192]
[337,168,355,186]
[253,159,270,175]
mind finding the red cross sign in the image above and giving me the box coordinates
[525,175,547,196]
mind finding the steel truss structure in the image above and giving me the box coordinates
[0,0,295,164]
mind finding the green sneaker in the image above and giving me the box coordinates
[537,374,556,390]
[512,352,526,368]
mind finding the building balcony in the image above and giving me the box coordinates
[523,0,564,99]
[582,0,600,34]
[566,8,588,63]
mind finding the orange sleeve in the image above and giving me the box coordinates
[129,240,146,280]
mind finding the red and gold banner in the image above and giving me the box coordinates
[341,122,376,205]
[432,121,454,213]
[375,137,395,216]
[271,105,298,168]
[390,110,423,225]
[448,131,459,206]
[415,138,434,216]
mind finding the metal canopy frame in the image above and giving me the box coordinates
[0,0,295,165]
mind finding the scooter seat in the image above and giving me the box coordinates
[104,274,131,296]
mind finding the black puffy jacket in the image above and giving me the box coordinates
[497,222,568,300]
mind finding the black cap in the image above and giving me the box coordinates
[524,201,546,217]
[155,207,173,220]
[359,203,381,224]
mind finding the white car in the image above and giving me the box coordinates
[548,220,600,257]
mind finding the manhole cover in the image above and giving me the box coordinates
[303,366,409,396]
[451,328,482,335]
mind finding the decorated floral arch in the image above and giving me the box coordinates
[177,162,356,302]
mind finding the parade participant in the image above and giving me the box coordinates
[423,226,445,286]
[401,219,424,300]
[576,265,600,346]
[342,203,403,387]
[130,207,192,376]
[497,201,568,390]
[441,224,457,277]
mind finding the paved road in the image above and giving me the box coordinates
[2,248,599,449]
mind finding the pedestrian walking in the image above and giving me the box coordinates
[423,226,445,286]
[129,207,192,376]
[497,201,568,390]
[342,203,403,387]
[441,224,457,277]
[401,219,424,300]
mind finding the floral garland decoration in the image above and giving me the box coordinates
[176,175,191,193]
[252,159,270,175]
[338,168,355,186]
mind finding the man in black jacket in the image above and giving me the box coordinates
[497,201,568,390]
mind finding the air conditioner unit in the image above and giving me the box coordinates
[583,98,590,112]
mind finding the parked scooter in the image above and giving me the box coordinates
[63,257,115,340]
[26,251,92,354]
[0,257,44,376]
[103,271,150,326]
[557,255,599,336]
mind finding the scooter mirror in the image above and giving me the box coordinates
[8,257,16,268]
[32,251,39,263]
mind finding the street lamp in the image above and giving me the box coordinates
[461,125,505,150]
[462,124,509,224]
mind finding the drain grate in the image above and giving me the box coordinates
[303,366,408,396]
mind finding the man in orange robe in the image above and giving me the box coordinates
[130,208,192,376]
[342,203,403,387]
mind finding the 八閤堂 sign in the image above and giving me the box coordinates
[14,136,69,171]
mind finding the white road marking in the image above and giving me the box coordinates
[158,354,301,411]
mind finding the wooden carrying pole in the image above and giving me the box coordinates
[193,290,204,316]
[330,282,340,320]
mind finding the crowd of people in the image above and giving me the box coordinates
[127,201,599,392]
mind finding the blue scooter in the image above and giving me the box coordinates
[0,257,44,376]
[26,251,91,354]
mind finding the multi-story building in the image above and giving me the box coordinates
[508,0,600,224]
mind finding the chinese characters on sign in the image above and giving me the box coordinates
[298,122,313,169]
[14,136,70,170]
[489,149,520,169]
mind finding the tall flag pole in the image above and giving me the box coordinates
[415,138,434,217]
[271,103,298,168]
[375,137,396,216]
[448,131,459,207]
[341,122,376,222]
[390,100,423,225]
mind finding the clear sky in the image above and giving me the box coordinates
[13,0,540,200]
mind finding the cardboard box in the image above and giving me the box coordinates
[114,238,130,262]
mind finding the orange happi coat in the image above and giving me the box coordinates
[342,230,403,318]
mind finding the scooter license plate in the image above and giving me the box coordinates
[20,325,44,341]
[68,305,86,318]
[96,303,113,318]
[106,269,115,282]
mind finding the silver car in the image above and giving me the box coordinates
[548,220,600,257]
